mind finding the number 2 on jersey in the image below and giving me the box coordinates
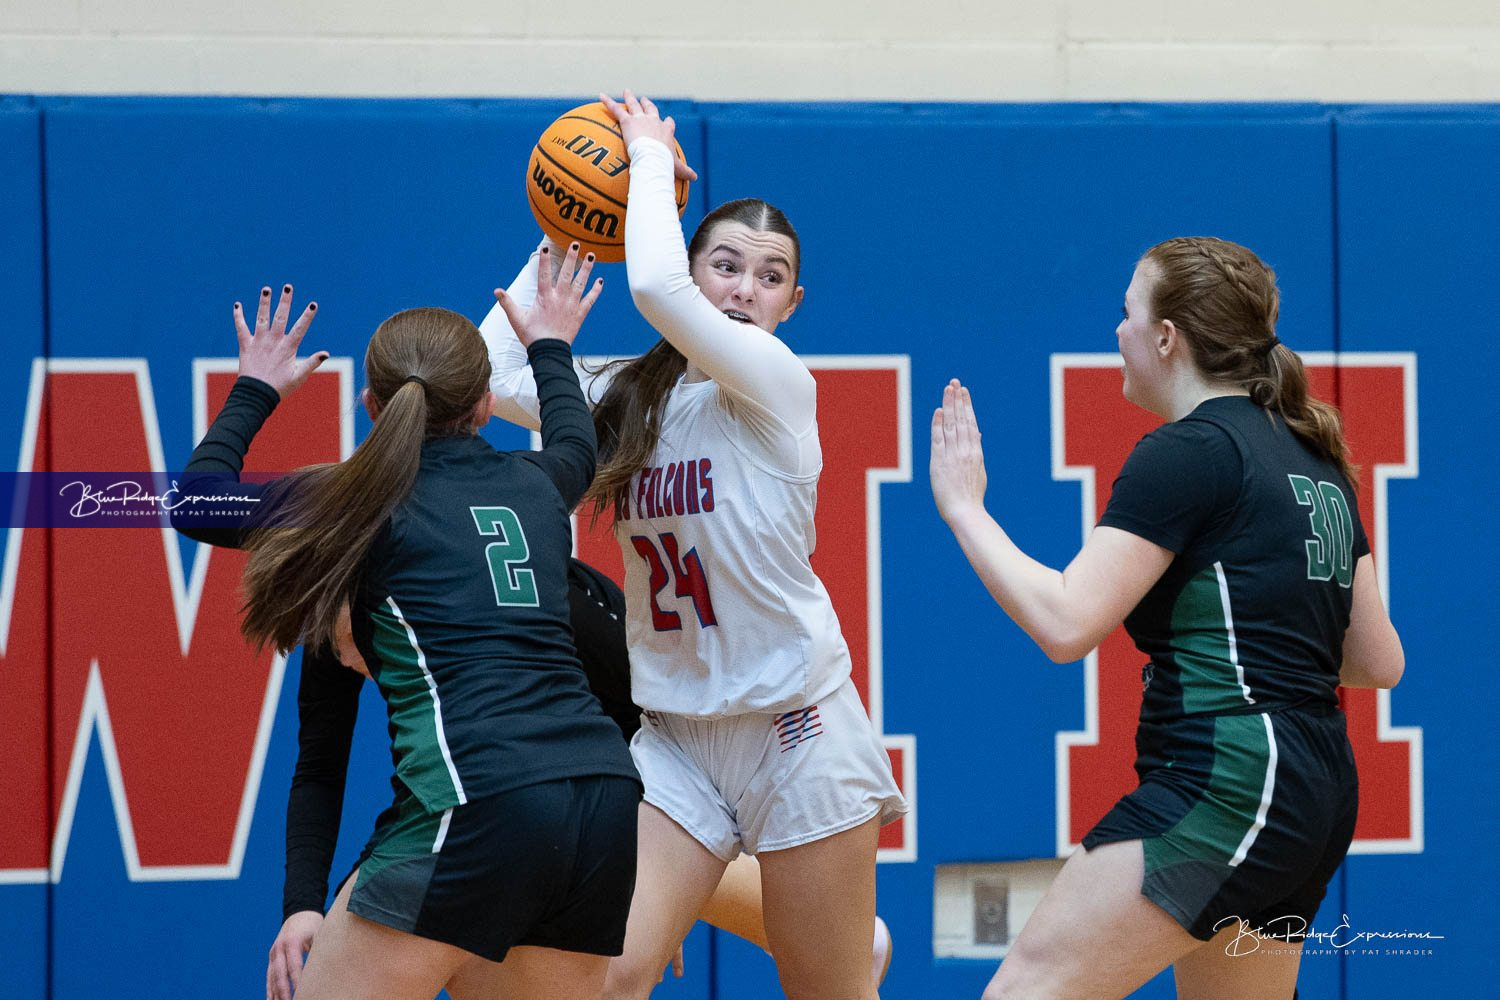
[630,532,718,631]
[1288,474,1355,587]
[471,506,540,606]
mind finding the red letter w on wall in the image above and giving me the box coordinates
[1052,353,1422,856]
[0,359,351,882]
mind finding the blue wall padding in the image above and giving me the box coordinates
[0,96,48,1000]
[2,95,1494,998]
[1334,107,1500,1000]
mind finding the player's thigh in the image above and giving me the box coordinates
[758,815,880,1000]
[601,802,728,1000]
[295,871,468,1000]
[982,840,1201,1000]
[1172,928,1303,1000]
[447,945,610,1000]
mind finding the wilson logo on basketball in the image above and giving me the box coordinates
[528,163,620,238]
[553,134,629,179]
[525,102,689,262]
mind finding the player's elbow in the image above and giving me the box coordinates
[167,478,211,541]
[489,380,543,431]
[1341,624,1405,689]
[1343,646,1405,690]
[1039,640,1091,665]
[1032,623,1098,665]
[572,446,598,492]
[627,264,697,330]
[167,503,199,541]
[790,366,818,414]
[626,261,668,308]
[1379,654,1405,689]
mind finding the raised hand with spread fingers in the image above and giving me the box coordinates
[233,283,327,398]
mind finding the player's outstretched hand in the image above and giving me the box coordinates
[266,909,323,1000]
[930,379,989,524]
[600,89,699,181]
[235,284,328,399]
[494,242,603,348]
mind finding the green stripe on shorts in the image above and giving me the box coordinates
[1144,713,1273,875]
[356,797,448,887]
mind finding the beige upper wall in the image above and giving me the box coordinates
[2,0,1498,100]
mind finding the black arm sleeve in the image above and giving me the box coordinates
[169,376,282,547]
[519,340,597,509]
[566,559,638,741]
[1098,419,1241,554]
[282,648,365,919]
[168,377,356,917]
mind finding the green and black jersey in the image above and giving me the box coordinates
[175,339,639,822]
[1100,395,1370,724]
[351,446,636,810]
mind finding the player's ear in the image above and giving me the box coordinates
[1158,318,1178,357]
[469,391,496,430]
[362,387,381,421]
[781,285,805,323]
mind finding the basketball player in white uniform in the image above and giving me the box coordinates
[481,90,906,1000]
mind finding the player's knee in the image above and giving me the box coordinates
[600,956,659,1000]
[982,972,1048,1000]
[778,975,870,1000]
[982,942,1060,1000]
[773,952,874,1000]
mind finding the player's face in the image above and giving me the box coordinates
[1117,262,1168,412]
[689,222,805,335]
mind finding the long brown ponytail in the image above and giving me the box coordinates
[1142,237,1357,486]
[240,307,491,653]
[584,197,802,520]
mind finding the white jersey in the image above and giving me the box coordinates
[480,136,853,717]
[617,375,850,716]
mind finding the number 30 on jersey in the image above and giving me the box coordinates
[1288,474,1355,587]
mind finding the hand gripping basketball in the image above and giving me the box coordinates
[525,96,695,261]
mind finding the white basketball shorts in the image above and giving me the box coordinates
[629,678,908,861]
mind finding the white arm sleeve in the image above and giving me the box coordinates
[623,137,816,434]
[480,241,546,430]
[480,237,613,431]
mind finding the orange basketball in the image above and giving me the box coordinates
[526,102,690,263]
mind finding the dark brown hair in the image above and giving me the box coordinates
[584,198,801,518]
[240,307,491,653]
[1142,236,1356,485]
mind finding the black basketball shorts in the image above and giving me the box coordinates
[346,774,640,961]
[1083,704,1358,942]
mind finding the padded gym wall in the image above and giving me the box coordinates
[1,96,1489,999]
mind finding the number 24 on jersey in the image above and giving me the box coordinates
[631,532,718,631]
